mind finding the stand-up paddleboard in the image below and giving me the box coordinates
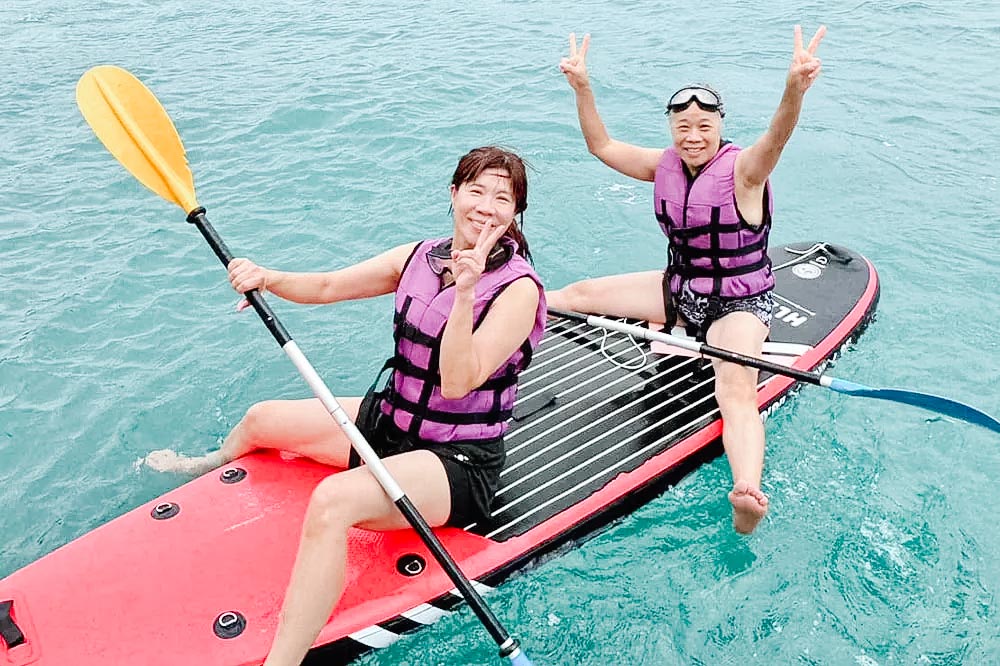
[0,241,878,666]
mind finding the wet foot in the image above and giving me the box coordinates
[143,449,226,476]
[729,479,768,534]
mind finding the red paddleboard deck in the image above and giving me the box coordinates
[0,242,878,666]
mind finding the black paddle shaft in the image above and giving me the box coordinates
[549,307,826,387]
[184,207,521,658]
[186,208,291,346]
[395,495,519,652]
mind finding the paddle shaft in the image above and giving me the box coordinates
[549,307,827,386]
[188,209,291,345]
[186,208,522,658]
[550,307,1000,433]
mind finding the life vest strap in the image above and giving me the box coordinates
[674,254,771,279]
[385,392,512,425]
[672,236,768,260]
[390,355,519,392]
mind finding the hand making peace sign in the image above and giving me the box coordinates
[451,220,510,293]
[787,24,827,95]
[559,32,592,92]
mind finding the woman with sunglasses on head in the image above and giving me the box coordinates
[145,146,546,666]
[547,26,826,535]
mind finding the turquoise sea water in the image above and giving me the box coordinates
[2,1,999,664]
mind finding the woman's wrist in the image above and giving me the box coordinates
[263,269,282,290]
[453,285,476,305]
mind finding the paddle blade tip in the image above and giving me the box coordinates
[508,653,535,666]
[76,64,199,213]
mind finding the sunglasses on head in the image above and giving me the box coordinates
[426,241,453,276]
[665,87,725,117]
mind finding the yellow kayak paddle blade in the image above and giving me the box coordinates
[76,65,198,213]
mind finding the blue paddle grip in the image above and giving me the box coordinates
[827,378,869,395]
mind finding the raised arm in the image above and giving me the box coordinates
[736,25,827,188]
[227,242,418,306]
[438,222,541,399]
[560,33,663,182]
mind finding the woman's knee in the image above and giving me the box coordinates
[303,474,374,536]
[714,368,758,409]
[551,279,601,311]
[238,400,284,441]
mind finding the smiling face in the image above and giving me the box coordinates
[668,104,723,174]
[450,167,516,250]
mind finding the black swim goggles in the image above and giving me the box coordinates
[426,239,511,276]
[664,86,725,117]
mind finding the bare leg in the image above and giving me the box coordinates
[547,270,668,322]
[262,449,451,666]
[706,312,770,534]
[144,397,362,475]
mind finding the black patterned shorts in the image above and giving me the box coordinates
[675,281,774,332]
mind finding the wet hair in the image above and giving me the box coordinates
[451,145,532,262]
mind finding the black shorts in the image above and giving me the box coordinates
[663,273,774,339]
[676,281,774,330]
[349,400,506,528]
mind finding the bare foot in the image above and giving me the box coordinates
[144,449,226,476]
[729,480,768,534]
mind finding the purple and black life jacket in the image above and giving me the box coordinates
[653,142,774,308]
[380,237,546,444]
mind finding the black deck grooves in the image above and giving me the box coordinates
[469,317,724,539]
